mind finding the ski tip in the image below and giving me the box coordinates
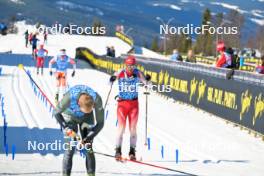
[18,64,24,69]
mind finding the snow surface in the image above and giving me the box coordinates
[210,2,247,14]
[250,18,264,26]
[152,3,182,11]
[0,22,264,176]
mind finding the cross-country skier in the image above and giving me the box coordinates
[49,49,76,103]
[109,55,151,160]
[53,85,104,176]
[31,34,39,55]
[34,44,48,75]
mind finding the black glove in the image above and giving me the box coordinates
[49,71,52,76]
[71,71,75,77]
[145,74,151,81]
[110,75,117,82]
[132,73,138,78]
[82,131,95,143]
[54,113,67,129]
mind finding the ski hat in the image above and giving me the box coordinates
[217,41,225,52]
[60,49,66,55]
[125,55,136,65]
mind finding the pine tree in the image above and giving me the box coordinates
[92,18,104,35]
[151,36,159,52]
[194,8,214,56]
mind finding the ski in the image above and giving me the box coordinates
[93,151,200,176]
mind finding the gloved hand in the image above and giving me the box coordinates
[145,74,151,81]
[82,131,95,144]
[110,75,117,82]
[71,71,75,77]
[64,127,76,138]
[49,71,52,76]
[132,73,138,78]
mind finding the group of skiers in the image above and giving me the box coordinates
[29,43,151,176]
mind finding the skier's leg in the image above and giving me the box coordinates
[116,101,129,148]
[36,57,40,75]
[85,143,96,175]
[61,74,67,95]
[55,73,60,102]
[40,58,44,75]
[128,100,139,148]
[62,143,76,176]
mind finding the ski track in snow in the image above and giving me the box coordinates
[11,68,32,127]
[17,69,43,128]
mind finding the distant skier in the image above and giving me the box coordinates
[34,44,48,75]
[31,34,39,55]
[109,55,151,160]
[53,85,104,176]
[24,30,29,47]
[44,29,48,44]
[49,49,76,103]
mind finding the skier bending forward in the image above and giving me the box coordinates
[53,85,104,176]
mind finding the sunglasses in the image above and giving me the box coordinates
[126,65,135,69]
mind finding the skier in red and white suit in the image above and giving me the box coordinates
[34,44,48,75]
[109,55,151,160]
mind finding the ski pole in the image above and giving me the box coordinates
[93,151,200,176]
[103,82,113,109]
[144,84,150,146]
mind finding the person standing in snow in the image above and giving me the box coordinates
[49,49,76,103]
[53,85,104,176]
[109,55,151,160]
[34,44,48,75]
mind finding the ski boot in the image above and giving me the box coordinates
[55,93,59,105]
[129,147,136,161]
[115,147,122,161]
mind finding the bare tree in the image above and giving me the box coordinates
[256,26,264,55]
[223,10,244,49]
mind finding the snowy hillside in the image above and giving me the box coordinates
[1,24,264,176]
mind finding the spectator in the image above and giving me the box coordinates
[239,52,245,69]
[24,30,29,47]
[256,55,264,74]
[215,41,232,68]
[110,46,116,57]
[186,49,196,63]
[226,47,236,68]
[106,46,111,56]
[170,49,182,61]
